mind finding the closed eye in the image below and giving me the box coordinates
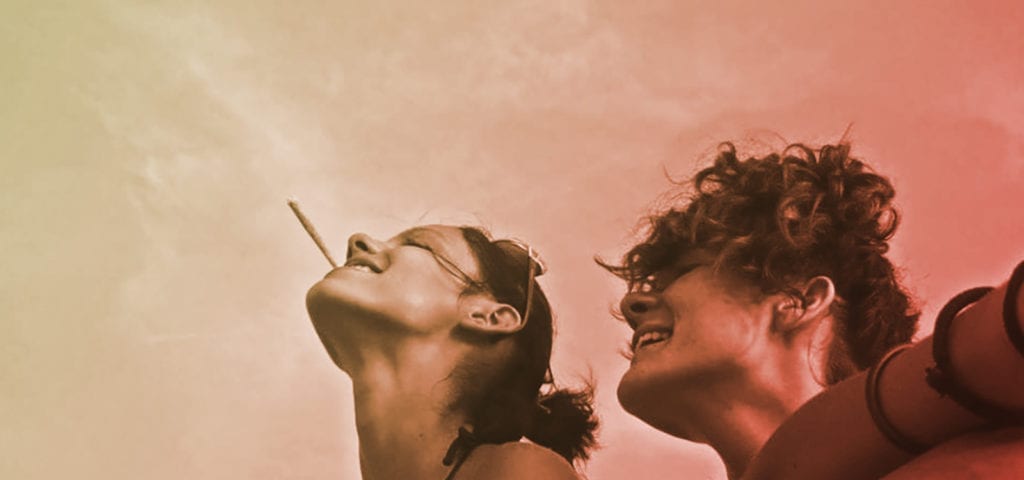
[402,239,432,251]
[402,238,483,289]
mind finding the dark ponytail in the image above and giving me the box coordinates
[453,227,599,464]
[525,388,599,462]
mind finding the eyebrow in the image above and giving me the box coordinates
[392,228,436,249]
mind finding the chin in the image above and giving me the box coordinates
[305,277,347,315]
[304,282,362,370]
[617,363,699,438]
[304,279,370,327]
[619,377,699,440]
[617,366,662,419]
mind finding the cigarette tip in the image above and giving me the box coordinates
[287,196,299,206]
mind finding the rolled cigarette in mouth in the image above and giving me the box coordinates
[287,197,339,268]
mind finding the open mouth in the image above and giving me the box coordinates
[344,264,376,273]
[632,329,672,351]
[342,255,383,273]
[324,259,381,278]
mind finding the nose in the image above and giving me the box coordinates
[619,292,660,329]
[347,233,383,258]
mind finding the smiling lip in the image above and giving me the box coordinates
[323,256,382,278]
[343,255,382,272]
[631,326,673,351]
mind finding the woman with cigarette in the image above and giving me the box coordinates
[292,209,596,479]
[603,142,1024,479]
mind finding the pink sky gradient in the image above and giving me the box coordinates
[3,1,1022,478]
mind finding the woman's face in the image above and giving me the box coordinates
[306,225,482,348]
[616,259,774,435]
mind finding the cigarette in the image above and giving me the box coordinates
[287,197,339,268]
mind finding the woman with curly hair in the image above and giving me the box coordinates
[602,142,1024,478]
[306,224,598,479]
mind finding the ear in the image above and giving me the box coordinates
[771,276,836,338]
[458,294,525,336]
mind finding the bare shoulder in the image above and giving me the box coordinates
[883,427,1024,480]
[455,442,580,480]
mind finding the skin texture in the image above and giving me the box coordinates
[617,258,837,478]
[306,225,579,480]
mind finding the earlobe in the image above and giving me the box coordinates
[459,295,525,335]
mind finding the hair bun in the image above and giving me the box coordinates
[523,387,599,463]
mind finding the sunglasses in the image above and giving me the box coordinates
[432,237,547,325]
[493,238,547,325]
[496,239,557,388]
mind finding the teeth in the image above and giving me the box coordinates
[636,331,671,348]
[347,264,374,273]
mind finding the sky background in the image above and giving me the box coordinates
[3,1,1023,479]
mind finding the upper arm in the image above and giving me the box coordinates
[458,442,580,480]
[882,427,1024,480]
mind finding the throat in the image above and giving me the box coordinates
[347,349,468,480]
[700,378,822,479]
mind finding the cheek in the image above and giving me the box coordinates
[305,278,351,320]
[683,303,760,354]
[387,289,460,331]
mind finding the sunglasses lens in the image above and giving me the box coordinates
[494,239,547,276]
[492,238,545,325]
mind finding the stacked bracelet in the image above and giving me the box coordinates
[868,262,1024,454]
[925,286,1024,423]
[866,343,928,454]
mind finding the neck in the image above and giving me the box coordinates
[346,339,468,480]
[695,388,796,480]
[670,358,823,479]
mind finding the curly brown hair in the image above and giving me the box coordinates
[600,142,920,383]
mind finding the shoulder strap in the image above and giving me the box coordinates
[442,427,482,480]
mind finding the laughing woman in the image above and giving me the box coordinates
[603,141,1023,479]
[306,225,597,480]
